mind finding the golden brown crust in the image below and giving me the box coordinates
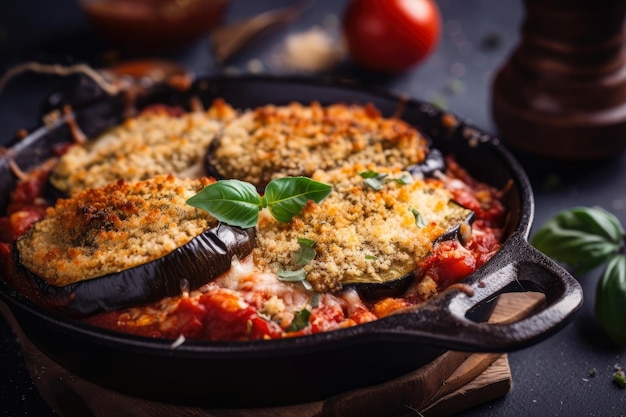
[17,175,216,286]
[50,100,236,195]
[209,101,429,187]
[253,164,462,293]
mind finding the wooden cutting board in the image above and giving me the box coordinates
[0,292,545,417]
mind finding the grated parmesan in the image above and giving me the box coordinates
[271,26,346,72]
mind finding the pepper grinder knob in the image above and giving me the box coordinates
[491,0,626,159]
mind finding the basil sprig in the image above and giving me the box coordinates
[287,308,311,332]
[411,208,427,228]
[187,177,332,228]
[531,206,626,344]
[296,237,317,265]
[359,171,388,191]
[596,255,626,345]
[359,170,413,191]
[278,237,317,290]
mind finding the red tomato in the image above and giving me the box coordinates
[420,240,477,289]
[342,0,442,73]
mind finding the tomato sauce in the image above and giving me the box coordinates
[0,141,505,343]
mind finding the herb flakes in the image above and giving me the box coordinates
[411,208,427,228]
[287,308,311,332]
[277,268,308,282]
[296,237,317,265]
[359,170,413,190]
[359,170,388,191]
[532,206,626,345]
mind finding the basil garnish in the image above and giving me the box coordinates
[186,179,261,228]
[287,308,311,332]
[296,237,317,265]
[277,268,313,291]
[394,173,414,185]
[263,177,332,223]
[532,206,626,344]
[532,207,623,273]
[187,177,332,228]
[277,268,308,282]
[359,171,388,191]
[310,292,321,308]
[596,254,626,345]
[411,208,427,228]
[359,170,414,191]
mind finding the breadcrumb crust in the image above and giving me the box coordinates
[254,164,466,293]
[210,101,429,187]
[17,175,216,285]
[50,100,235,195]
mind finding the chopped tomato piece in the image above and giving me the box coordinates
[420,240,477,289]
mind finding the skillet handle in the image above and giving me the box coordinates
[374,233,584,352]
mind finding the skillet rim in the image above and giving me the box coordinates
[0,74,538,356]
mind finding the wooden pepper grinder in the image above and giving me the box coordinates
[491,0,626,159]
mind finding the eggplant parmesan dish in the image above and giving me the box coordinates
[0,99,506,342]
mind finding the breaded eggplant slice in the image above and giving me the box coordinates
[205,101,430,190]
[16,175,255,316]
[49,99,237,196]
[253,164,473,294]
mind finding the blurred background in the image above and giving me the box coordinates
[0,0,519,140]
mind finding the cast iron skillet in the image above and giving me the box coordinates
[0,75,583,408]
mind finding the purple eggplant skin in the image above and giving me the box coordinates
[15,223,255,317]
[207,142,447,194]
[204,137,272,193]
[434,205,476,245]
[353,202,475,300]
[204,136,226,181]
[407,149,446,178]
[352,271,416,301]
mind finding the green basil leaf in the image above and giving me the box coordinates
[296,237,317,265]
[297,237,316,246]
[359,170,388,191]
[573,206,625,242]
[595,254,626,345]
[287,308,311,332]
[310,292,321,308]
[358,170,380,179]
[394,173,414,185]
[277,268,307,282]
[363,178,383,191]
[263,177,332,223]
[359,170,412,190]
[531,207,624,272]
[411,208,427,229]
[186,180,261,228]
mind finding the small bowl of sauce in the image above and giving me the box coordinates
[79,0,230,52]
